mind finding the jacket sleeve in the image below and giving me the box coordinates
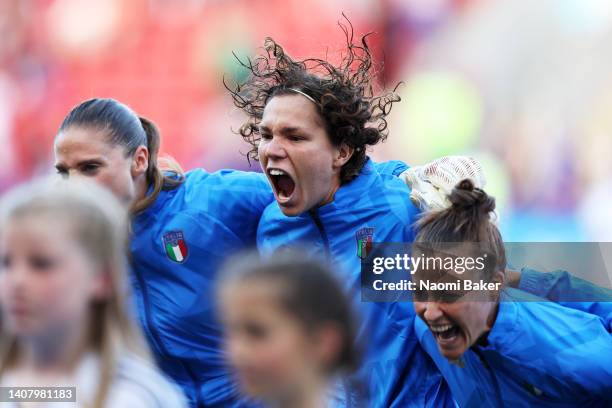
[489,298,612,399]
[519,268,612,331]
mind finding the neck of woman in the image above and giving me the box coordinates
[319,176,342,207]
[133,173,150,206]
[270,378,329,408]
[475,301,501,347]
[18,317,91,375]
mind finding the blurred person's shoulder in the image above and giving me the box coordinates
[107,352,188,408]
[0,352,187,408]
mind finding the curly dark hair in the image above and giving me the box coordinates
[225,16,401,184]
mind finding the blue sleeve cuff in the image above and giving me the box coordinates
[518,268,612,302]
[518,267,555,299]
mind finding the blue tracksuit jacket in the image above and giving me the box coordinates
[415,288,612,407]
[257,158,452,407]
[130,169,273,407]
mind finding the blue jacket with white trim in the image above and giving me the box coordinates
[415,288,612,407]
[130,169,273,407]
[257,158,451,407]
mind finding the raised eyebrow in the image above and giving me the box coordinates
[272,126,303,135]
[280,126,302,134]
[257,125,305,135]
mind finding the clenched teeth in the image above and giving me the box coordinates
[430,324,454,333]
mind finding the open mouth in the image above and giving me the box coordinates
[268,168,296,201]
[429,323,460,344]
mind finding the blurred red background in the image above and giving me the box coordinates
[1,0,611,242]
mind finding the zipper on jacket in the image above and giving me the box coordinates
[309,209,358,408]
[309,208,331,263]
[473,348,504,407]
[132,264,203,406]
[132,263,168,358]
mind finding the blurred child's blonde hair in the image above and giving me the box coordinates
[0,178,151,408]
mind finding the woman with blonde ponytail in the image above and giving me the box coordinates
[0,179,186,407]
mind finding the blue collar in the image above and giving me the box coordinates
[478,289,522,351]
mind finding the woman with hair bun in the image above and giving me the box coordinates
[412,179,612,407]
